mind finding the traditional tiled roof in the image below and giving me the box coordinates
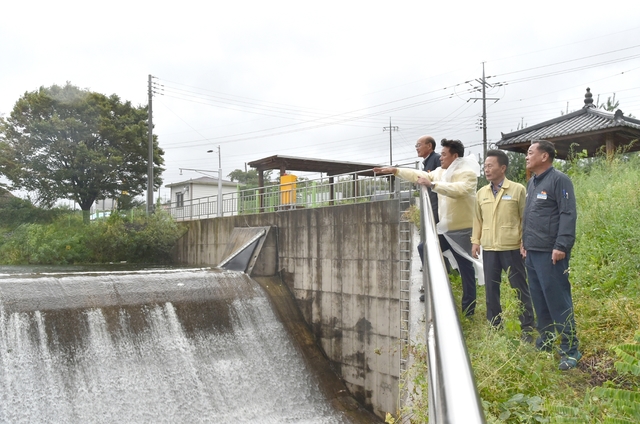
[496,88,640,159]
[497,107,640,147]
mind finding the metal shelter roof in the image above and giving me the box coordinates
[497,88,640,159]
[247,155,380,177]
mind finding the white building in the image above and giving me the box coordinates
[165,176,239,220]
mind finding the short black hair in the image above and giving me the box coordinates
[531,140,556,161]
[441,139,464,157]
[486,149,509,168]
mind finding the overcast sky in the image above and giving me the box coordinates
[2,1,640,204]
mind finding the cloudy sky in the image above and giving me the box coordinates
[2,1,639,203]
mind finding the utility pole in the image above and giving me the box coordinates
[383,118,399,165]
[468,63,502,160]
[147,75,155,214]
[207,146,223,217]
[481,63,488,159]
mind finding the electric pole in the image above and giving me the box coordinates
[383,118,399,165]
[147,74,154,214]
[468,63,502,160]
[207,147,223,217]
[481,63,488,159]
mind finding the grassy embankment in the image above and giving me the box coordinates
[398,155,640,423]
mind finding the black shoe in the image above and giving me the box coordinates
[419,286,425,293]
[419,294,425,302]
[521,332,534,344]
[490,323,504,331]
[558,352,582,370]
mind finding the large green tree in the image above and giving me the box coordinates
[227,168,273,188]
[0,83,164,222]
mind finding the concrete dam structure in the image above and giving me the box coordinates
[0,267,379,423]
[174,199,411,419]
[0,198,408,422]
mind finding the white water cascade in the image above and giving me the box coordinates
[0,268,350,423]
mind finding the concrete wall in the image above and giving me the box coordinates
[173,200,407,418]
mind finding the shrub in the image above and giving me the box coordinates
[0,208,185,265]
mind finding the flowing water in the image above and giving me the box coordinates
[0,267,351,423]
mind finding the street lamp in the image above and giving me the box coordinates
[207,146,223,217]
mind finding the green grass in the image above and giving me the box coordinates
[396,154,640,423]
[0,207,186,265]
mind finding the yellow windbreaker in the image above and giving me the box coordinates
[395,159,477,233]
[471,178,525,251]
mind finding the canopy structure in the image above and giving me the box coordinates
[247,155,380,177]
[246,155,382,211]
[497,88,640,159]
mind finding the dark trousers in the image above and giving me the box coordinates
[418,240,452,272]
[417,202,439,265]
[483,250,534,332]
[438,234,476,316]
[525,250,579,356]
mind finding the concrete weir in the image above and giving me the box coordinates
[0,268,380,423]
[174,200,407,419]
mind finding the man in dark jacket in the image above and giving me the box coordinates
[521,140,581,370]
[418,135,441,219]
[416,135,441,269]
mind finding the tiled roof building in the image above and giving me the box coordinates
[497,88,640,159]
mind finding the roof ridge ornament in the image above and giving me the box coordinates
[584,87,595,108]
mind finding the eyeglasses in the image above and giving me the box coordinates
[415,144,423,148]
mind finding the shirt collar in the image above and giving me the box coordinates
[422,152,437,169]
[533,167,553,186]
[490,179,504,196]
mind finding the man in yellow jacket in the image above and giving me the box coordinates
[472,149,534,339]
[375,139,479,316]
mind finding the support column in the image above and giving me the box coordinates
[605,133,615,162]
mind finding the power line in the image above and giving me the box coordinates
[155,46,640,167]
[467,63,502,159]
[501,54,640,85]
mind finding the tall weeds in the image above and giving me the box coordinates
[396,154,640,423]
[0,208,186,265]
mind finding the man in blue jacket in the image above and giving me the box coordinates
[521,140,581,370]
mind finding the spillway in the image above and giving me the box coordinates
[0,267,367,423]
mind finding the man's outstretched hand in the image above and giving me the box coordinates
[373,166,396,175]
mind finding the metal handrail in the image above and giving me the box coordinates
[164,165,416,220]
[419,185,485,423]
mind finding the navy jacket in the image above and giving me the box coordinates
[423,151,441,221]
[523,167,577,253]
